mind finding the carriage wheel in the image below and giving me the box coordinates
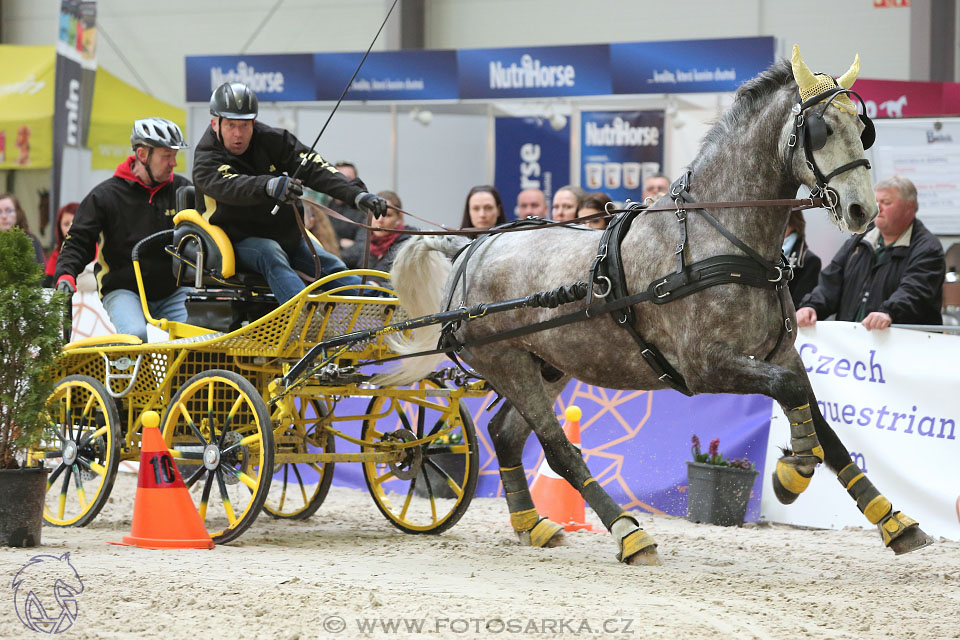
[360,378,478,534]
[263,398,336,520]
[161,369,273,544]
[36,375,122,527]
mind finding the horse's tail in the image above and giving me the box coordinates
[373,235,469,386]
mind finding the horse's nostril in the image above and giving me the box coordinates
[848,203,864,220]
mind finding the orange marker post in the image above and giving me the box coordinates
[530,406,595,532]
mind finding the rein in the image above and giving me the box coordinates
[305,195,826,238]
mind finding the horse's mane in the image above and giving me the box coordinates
[699,60,795,153]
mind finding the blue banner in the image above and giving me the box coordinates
[494,117,571,220]
[580,110,664,202]
[611,36,775,94]
[185,54,315,102]
[458,45,610,99]
[315,50,458,101]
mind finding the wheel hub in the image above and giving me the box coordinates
[385,429,422,480]
[203,444,221,470]
[62,440,78,465]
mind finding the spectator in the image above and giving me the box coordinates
[782,209,821,308]
[552,185,585,222]
[516,188,548,219]
[460,185,506,237]
[43,202,79,287]
[343,190,414,285]
[797,175,945,330]
[301,200,342,258]
[643,173,670,202]
[0,193,44,264]
[193,82,386,304]
[326,161,369,250]
[577,193,612,230]
[54,118,192,342]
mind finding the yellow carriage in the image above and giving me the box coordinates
[32,211,486,544]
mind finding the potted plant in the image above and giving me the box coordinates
[686,435,759,527]
[0,228,66,546]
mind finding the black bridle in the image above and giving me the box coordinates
[786,86,875,222]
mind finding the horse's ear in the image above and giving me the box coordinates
[791,45,817,93]
[836,54,860,89]
[59,552,71,561]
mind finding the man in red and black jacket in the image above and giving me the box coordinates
[192,82,387,303]
[55,118,191,341]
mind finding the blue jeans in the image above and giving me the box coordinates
[234,236,362,304]
[102,287,189,342]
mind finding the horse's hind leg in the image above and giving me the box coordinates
[703,347,933,554]
[489,400,566,549]
[478,349,660,565]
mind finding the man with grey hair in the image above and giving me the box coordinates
[797,175,945,330]
[515,188,548,219]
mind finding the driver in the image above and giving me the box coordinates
[192,82,387,303]
[55,118,192,342]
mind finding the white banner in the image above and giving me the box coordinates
[762,322,960,541]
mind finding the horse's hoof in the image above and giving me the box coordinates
[887,524,935,555]
[771,470,800,504]
[771,455,816,505]
[625,547,663,566]
[516,518,565,548]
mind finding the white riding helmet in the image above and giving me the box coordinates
[131,118,188,150]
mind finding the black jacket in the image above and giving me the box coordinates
[192,122,366,251]
[786,239,821,309]
[799,218,945,324]
[55,157,190,301]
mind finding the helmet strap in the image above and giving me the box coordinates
[135,146,157,186]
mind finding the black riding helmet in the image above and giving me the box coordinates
[210,82,258,120]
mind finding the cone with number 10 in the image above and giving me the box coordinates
[529,405,595,532]
[112,411,214,549]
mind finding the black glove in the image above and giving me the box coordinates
[355,192,388,219]
[265,176,303,204]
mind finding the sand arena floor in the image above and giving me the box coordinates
[2,476,958,640]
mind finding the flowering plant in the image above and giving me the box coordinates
[690,435,754,470]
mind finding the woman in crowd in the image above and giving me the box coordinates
[576,192,612,230]
[43,202,79,287]
[0,192,44,264]
[551,185,586,223]
[460,185,506,237]
[783,209,821,307]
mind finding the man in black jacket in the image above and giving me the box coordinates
[797,175,945,330]
[192,82,386,303]
[55,118,191,341]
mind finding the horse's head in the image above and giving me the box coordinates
[787,45,878,233]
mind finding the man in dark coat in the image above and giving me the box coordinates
[192,82,387,303]
[55,118,191,341]
[797,175,945,330]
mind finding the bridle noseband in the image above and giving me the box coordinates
[786,86,875,222]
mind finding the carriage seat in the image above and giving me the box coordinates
[172,186,276,332]
[171,187,270,291]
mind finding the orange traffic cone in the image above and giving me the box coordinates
[111,411,214,549]
[529,405,594,532]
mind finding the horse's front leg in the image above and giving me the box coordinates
[702,346,933,554]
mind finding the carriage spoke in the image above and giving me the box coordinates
[178,402,207,446]
[276,465,289,511]
[216,471,237,525]
[218,396,245,446]
[222,432,261,455]
[291,464,309,505]
[185,465,206,489]
[373,468,397,485]
[425,458,463,499]
[77,424,108,449]
[399,480,416,520]
[72,464,87,510]
[77,456,105,478]
[198,471,214,520]
[46,463,67,491]
[57,470,71,519]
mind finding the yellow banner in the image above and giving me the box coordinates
[89,68,186,170]
[0,45,55,169]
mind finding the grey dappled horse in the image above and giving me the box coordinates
[383,47,934,564]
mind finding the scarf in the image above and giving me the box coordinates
[369,225,404,259]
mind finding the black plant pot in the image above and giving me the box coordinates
[686,461,759,527]
[0,466,50,547]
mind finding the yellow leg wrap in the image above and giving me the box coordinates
[837,463,892,524]
[616,529,658,563]
[864,495,893,525]
[878,511,918,547]
[784,403,824,462]
[776,460,814,494]
[509,508,539,533]
[529,518,564,547]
